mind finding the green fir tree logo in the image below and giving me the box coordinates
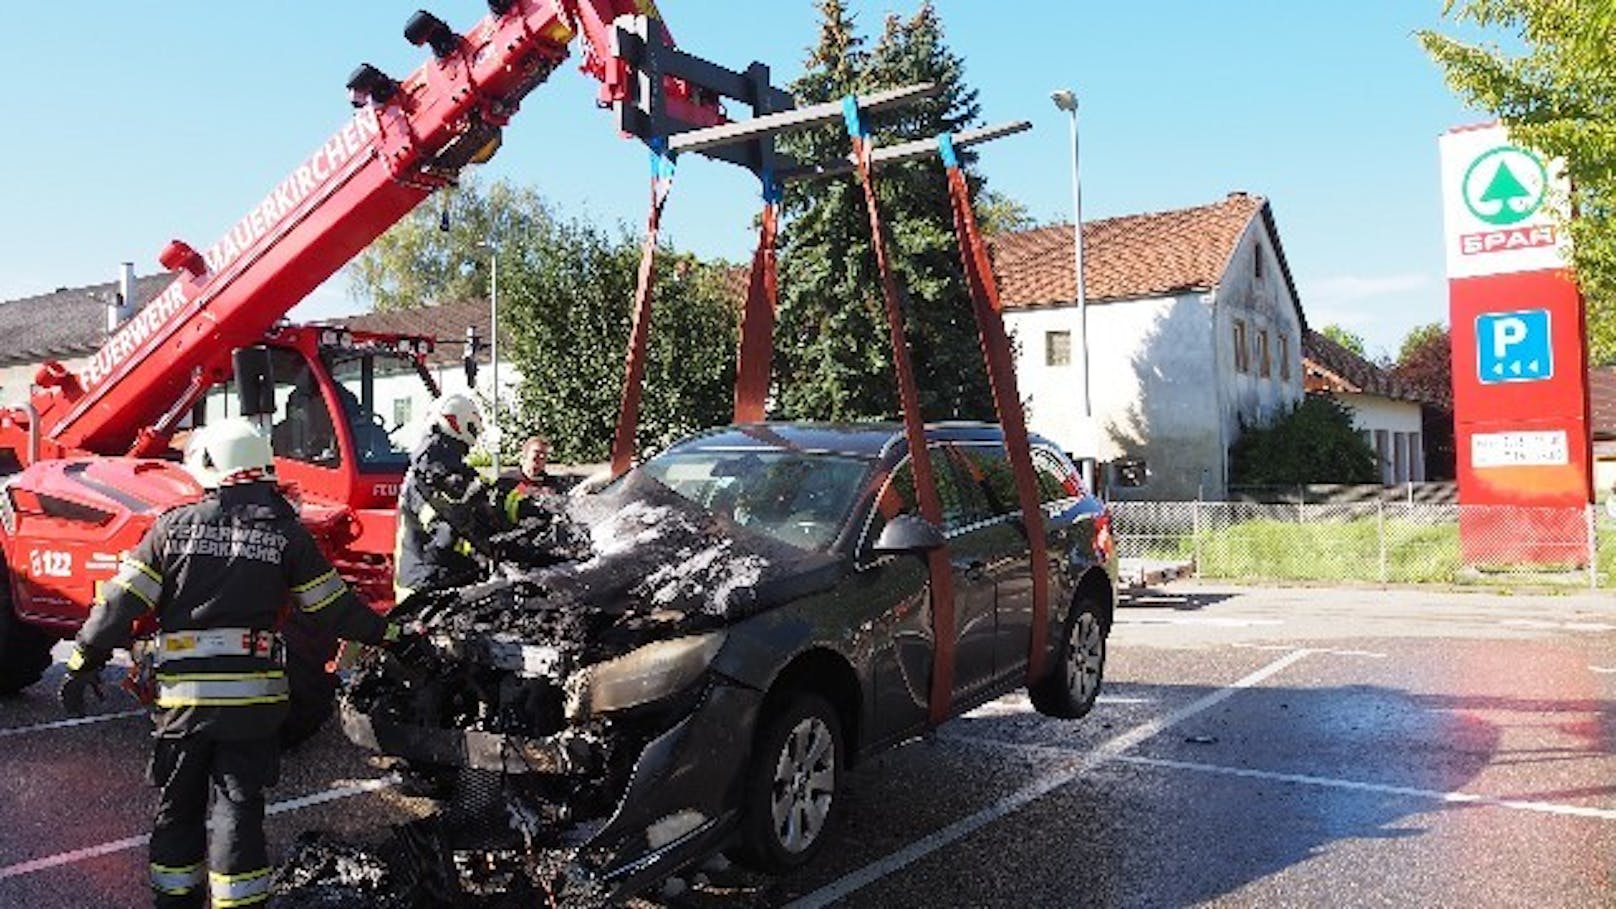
[1462,146,1547,226]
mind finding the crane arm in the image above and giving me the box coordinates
[37,0,719,456]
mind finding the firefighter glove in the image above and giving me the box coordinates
[383,622,433,666]
[58,670,105,718]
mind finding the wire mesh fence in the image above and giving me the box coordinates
[1110,501,1614,589]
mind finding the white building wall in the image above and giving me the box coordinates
[1210,222,1306,494]
[1007,222,1306,500]
[1335,392,1424,484]
[1008,293,1226,501]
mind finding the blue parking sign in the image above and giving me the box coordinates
[1476,309,1553,384]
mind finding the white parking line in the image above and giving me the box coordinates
[0,711,144,739]
[0,777,395,881]
[1116,756,1616,822]
[1591,666,1616,675]
[1117,617,1284,628]
[784,649,1312,909]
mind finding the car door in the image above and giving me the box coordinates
[950,443,1035,684]
[856,445,998,727]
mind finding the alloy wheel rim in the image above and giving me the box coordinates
[769,716,835,853]
[1066,611,1103,704]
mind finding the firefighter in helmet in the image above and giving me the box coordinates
[393,393,579,602]
[57,418,421,909]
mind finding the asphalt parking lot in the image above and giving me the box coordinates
[2,582,1614,907]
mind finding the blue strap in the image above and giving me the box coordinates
[938,132,959,169]
[648,137,677,182]
[841,95,865,141]
[760,167,782,204]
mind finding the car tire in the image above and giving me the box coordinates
[0,574,54,696]
[736,691,844,873]
[1030,592,1106,719]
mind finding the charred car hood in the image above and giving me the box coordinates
[402,472,843,660]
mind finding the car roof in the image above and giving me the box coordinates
[668,422,1053,461]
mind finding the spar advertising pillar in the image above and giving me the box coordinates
[1439,123,1592,565]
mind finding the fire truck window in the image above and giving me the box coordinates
[269,350,340,467]
[322,350,417,469]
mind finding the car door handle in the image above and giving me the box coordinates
[953,559,987,581]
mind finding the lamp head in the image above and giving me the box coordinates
[1050,89,1078,113]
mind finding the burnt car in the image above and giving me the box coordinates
[335,422,1116,903]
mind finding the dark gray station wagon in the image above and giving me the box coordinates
[342,421,1117,901]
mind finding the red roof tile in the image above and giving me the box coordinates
[990,193,1267,307]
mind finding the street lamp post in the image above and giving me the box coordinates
[1051,88,1094,489]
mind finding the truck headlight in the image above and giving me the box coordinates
[568,631,726,718]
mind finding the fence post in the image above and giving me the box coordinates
[1589,504,1598,591]
[1192,499,1203,578]
[1378,500,1387,584]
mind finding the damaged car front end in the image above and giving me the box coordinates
[335,460,854,903]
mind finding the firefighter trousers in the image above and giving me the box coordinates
[147,735,280,908]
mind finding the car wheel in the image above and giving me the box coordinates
[736,691,844,873]
[1031,593,1106,719]
[0,575,54,696]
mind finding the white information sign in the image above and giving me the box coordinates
[1470,430,1569,468]
[1439,124,1572,279]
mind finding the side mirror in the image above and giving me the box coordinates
[873,514,946,556]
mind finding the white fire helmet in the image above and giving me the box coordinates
[432,393,484,447]
[184,418,276,489]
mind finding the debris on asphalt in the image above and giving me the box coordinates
[1184,734,1219,745]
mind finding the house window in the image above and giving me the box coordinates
[1258,329,1272,378]
[1045,330,1071,366]
[1232,320,1250,373]
[393,397,413,428]
[1393,431,1408,484]
[1254,248,1265,281]
[1278,334,1291,381]
[1411,432,1425,482]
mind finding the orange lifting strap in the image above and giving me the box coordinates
[939,133,1053,684]
[610,140,677,478]
[844,100,960,726]
[733,187,780,424]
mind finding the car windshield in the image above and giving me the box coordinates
[637,449,873,552]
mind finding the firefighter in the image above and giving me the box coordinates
[57,418,421,909]
[517,434,565,495]
[394,394,577,602]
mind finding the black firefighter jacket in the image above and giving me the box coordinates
[393,430,579,601]
[74,482,389,740]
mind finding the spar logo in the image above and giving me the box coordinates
[1458,145,1557,256]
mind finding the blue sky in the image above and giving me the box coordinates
[0,2,1487,361]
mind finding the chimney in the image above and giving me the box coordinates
[108,262,138,331]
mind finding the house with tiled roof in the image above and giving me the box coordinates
[995,192,1304,500]
[1301,330,1430,484]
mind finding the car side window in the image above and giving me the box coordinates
[1032,448,1079,503]
[953,445,1020,518]
[861,446,975,557]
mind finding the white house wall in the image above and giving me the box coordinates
[1211,221,1305,492]
[1336,392,1425,484]
[1006,221,1304,501]
[1008,293,1226,501]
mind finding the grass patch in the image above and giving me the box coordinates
[1179,518,1606,586]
